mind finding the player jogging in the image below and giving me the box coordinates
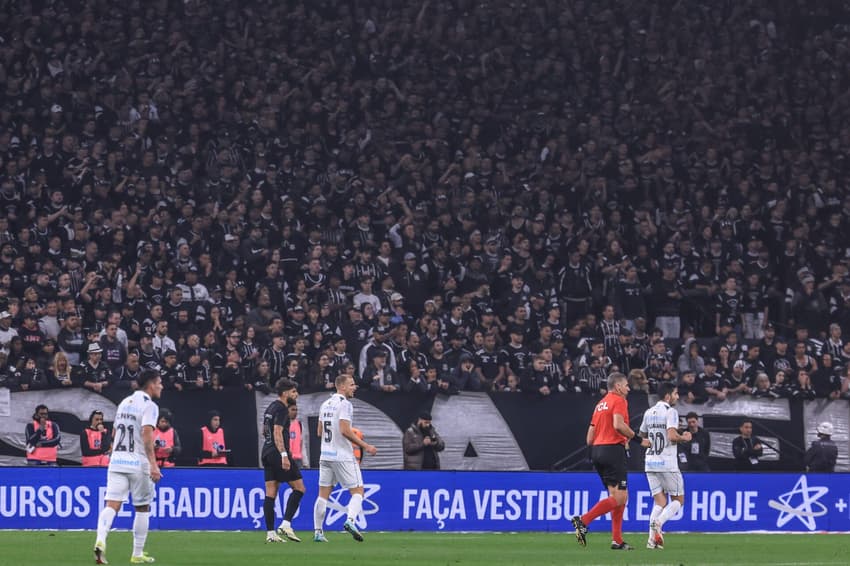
[572,372,649,550]
[93,369,163,564]
[639,381,691,549]
[313,374,377,542]
[261,378,306,543]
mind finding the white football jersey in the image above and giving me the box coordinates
[639,401,680,472]
[318,393,356,463]
[108,390,159,473]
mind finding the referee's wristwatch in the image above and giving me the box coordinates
[280,451,288,458]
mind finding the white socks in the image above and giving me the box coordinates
[95,506,116,543]
[279,520,291,530]
[313,497,328,532]
[347,493,363,522]
[657,499,682,526]
[649,504,663,538]
[132,511,150,557]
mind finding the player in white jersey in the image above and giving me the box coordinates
[313,374,377,542]
[93,369,163,564]
[639,381,691,550]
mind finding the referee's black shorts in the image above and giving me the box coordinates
[262,451,303,483]
[591,444,628,490]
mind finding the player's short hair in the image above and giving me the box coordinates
[137,368,160,389]
[275,378,297,395]
[658,381,677,400]
[335,373,353,388]
[607,371,627,391]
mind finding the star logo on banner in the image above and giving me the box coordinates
[325,483,381,529]
[767,475,829,530]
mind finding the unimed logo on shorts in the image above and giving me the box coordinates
[324,483,381,529]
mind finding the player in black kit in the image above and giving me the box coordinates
[261,378,305,543]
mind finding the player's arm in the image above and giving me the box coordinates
[142,425,162,482]
[667,426,691,443]
[340,418,377,455]
[585,424,595,446]
[273,423,290,470]
[667,409,691,443]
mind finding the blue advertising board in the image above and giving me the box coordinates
[0,468,847,532]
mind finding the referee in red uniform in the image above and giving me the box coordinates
[571,372,649,550]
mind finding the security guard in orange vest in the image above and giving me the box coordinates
[287,403,304,469]
[25,404,61,466]
[351,427,365,464]
[80,410,111,467]
[154,409,182,468]
[198,410,228,466]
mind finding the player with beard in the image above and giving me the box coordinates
[260,378,305,543]
[640,382,692,549]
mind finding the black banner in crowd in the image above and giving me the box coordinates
[0,387,822,471]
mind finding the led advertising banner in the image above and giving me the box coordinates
[1,468,846,532]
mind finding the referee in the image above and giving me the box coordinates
[571,372,649,550]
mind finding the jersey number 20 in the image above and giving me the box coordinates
[646,431,665,455]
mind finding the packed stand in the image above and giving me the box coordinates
[0,0,849,403]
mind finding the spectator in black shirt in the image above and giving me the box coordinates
[75,343,111,394]
[678,412,711,472]
[18,314,45,358]
[732,420,764,471]
[112,352,141,391]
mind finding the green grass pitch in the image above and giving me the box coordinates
[1,530,848,565]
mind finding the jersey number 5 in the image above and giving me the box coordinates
[323,421,333,442]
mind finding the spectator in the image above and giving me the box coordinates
[25,405,61,466]
[521,355,554,397]
[403,412,445,470]
[13,357,50,392]
[678,412,711,472]
[402,360,430,396]
[112,352,142,391]
[751,372,775,398]
[792,370,817,400]
[75,343,111,394]
[361,350,400,393]
[80,410,110,467]
[48,351,74,388]
[453,353,483,392]
[677,339,705,376]
[154,410,182,469]
[198,411,228,466]
[250,360,274,395]
[678,371,706,404]
[0,311,17,355]
[98,322,127,372]
[732,420,764,471]
[804,422,838,473]
[811,353,842,399]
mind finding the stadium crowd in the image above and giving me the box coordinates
[1,0,850,403]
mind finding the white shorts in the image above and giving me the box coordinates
[318,460,362,490]
[646,471,685,496]
[104,469,155,506]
